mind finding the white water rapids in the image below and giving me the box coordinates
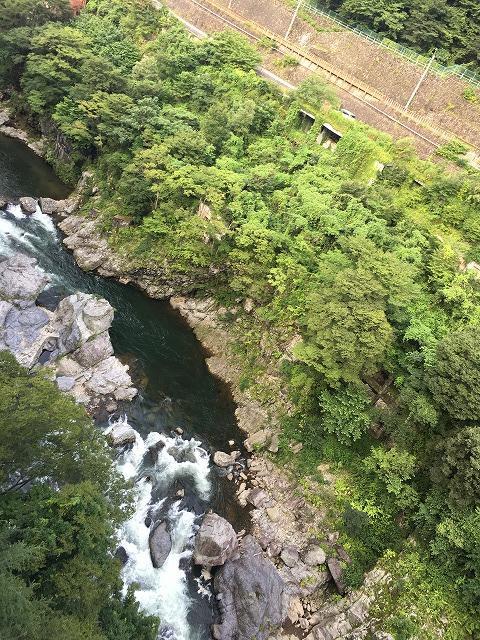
[106,416,213,640]
[0,202,58,256]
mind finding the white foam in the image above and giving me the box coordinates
[194,575,213,601]
[156,436,211,501]
[123,501,197,640]
[0,203,57,257]
[108,416,212,640]
[0,213,36,254]
[31,203,57,234]
[6,203,26,219]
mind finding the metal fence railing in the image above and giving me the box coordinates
[302,1,480,88]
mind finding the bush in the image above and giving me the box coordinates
[319,384,372,444]
[463,87,478,104]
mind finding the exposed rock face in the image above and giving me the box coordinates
[213,535,289,640]
[149,521,172,569]
[19,197,37,214]
[39,197,62,215]
[55,293,114,348]
[327,557,345,595]
[244,428,272,452]
[0,254,50,300]
[115,546,129,566]
[58,213,203,298]
[305,568,391,640]
[194,513,238,568]
[84,356,136,401]
[247,487,269,508]
[0,254,136,414]
[71,331,114,368]
[303,545,327,567]
[280,546,300,568]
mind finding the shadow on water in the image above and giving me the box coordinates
[0,133,71,201]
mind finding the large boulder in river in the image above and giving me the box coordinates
[1,303,51,368]
[72,331,114,368]
[85,356,137,402]
[213,535,289,640]
[53,293,114,353]
[39,197,61,215]
[107,423,136,447]
[194,513,238,568]
[149,521,172,568]
[19,196,37,214]
[0,255,50,300]
[213,450,240,468]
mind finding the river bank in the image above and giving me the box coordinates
[0,107,45,157]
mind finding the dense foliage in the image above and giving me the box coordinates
[1,0,480,636]
[316,0,480,68]
[0,353,157,640]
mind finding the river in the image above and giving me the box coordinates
[0,132,249,640]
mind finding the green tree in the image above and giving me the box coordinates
[0,352,114,494]
[295,76,339,108]
[0,353,157,640]
[22,25,91,114]
[319,384,371,443]
[0,0,72,85]
[364,446,418,509]
[198,30,260,71]
[0,0,71,32]
[427,327,480,421]
[295,267,393,384]
[435,426,480,509]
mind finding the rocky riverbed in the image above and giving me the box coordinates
[0,171,392,639]
[0,251,136,416]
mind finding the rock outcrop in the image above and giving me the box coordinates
[107,422,136,447]
[0,108,45,155]
[213,450,240,468]
[58,213,205,298]
[213,535,289,640]
[19,197,37,214]
[194,513,238,568]
[0,254,49,301]
[305,568,391,640]
[327,557,346,595]
[0,254,136,414]
[39,197,65,215]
